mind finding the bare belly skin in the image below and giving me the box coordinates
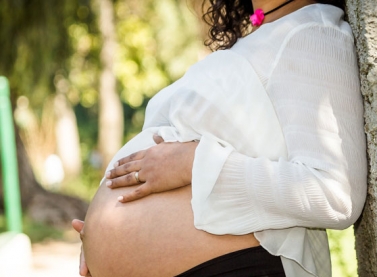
[83,184,260,277]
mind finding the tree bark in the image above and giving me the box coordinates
[0,128,88,227]
[345,1,377,276]
[97,0,124,170]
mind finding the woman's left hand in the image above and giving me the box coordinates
[72,219,91,277]
[105,135,198,203]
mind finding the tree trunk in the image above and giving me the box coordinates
[0,128,88,227]
[345,1,377,276]
[97,0,124,170]
[54,93,82,181]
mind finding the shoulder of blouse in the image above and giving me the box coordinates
[227,3,356,87]
[231,3,354,54]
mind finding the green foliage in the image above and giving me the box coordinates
[0,0,82,107]
[0,215,64,243]
[59,145,102,202]
[67,9,100,109]
[0,0,202,126]
[23,217,65,243]
[65,0,202,187]
[114,0,201,110]
[0,0,202,193]
[65,0,202,149]
[328,227,358,277]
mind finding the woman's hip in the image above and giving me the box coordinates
[176,246,286,277]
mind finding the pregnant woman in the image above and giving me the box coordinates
[73,0,367,276]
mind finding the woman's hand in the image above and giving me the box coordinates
[72,219,91,277]
[106,135,198,202]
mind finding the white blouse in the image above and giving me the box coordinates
[105,4,367,277]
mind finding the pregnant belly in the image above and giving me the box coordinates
[83,183,260,277]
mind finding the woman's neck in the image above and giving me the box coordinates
[251,0,317,25]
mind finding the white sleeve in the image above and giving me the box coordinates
[190,25,368,235]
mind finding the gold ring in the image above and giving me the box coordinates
[135,171,141,184]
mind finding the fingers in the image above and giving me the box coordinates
[106,160,141,179]
[106,170,144,189]
[115,150,146,167]
[79,245,89,276]
[118,183,152,203]
[153,134,164,144]
[74,227,90,276]
[72,219,85,233]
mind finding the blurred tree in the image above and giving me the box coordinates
[0,0,84,181]
[95,0,124,170]
[0,0,88,225]
[0,128,88,226]
[114,0,202,139]
[0,0,203,226]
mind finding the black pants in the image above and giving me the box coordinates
[175,246,286,277]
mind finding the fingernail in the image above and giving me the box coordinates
[106,171,110,178]
[106,181,112,187]
[114,161,119,167]
[118,196,124,202]
[79,264,84,275]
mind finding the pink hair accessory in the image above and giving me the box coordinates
[249,9,265,26]
[249,0,295,27]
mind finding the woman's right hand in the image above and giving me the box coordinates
[72,219,91,277]
[106,135,197,202]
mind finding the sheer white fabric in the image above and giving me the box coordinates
[103,4,367,277]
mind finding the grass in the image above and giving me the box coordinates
[0,215,64,243]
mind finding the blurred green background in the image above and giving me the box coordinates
[0,0,358,276]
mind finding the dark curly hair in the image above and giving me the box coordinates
[202,0,345,51]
